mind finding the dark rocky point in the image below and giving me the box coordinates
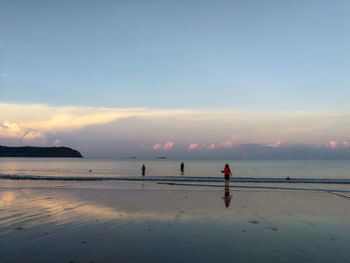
[0,146,83,158]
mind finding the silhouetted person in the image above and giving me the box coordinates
[223,185,232,208]
[141,164,146,176]
[180,162,184,173]
[221,164,232,186]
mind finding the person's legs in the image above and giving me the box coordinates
[225,174,229,186]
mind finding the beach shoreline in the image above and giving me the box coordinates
[1,180,350,262]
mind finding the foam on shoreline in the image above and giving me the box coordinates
[1,173,350,184]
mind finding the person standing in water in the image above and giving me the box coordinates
[222,164,232,186]
[180,162,184,173]
[141,164,146,176]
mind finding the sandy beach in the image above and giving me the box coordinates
[1,179,350,263]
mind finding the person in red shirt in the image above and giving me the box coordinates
[222,164,232,186]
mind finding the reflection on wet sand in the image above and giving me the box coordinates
[223,186,232,208]
[1,182,350,263]
[0,190,180,228]
[0,191,16,205]
[1,188,233,230]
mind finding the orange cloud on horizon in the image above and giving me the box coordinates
[188,143,198,150]
[152,144,162,150]
[163,142,174,150]
[327,140,338,149]
[153,141,174,151]
[267,140,283,148]
[208,143,216,149]
[325,140,350,149]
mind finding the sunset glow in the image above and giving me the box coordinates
[0,103,349,158]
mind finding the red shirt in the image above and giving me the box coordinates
[224,167,230,175]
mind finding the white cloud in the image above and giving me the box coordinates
[0,121,47,145]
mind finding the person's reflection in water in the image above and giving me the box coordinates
[223,185,232,208]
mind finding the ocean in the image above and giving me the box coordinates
[0,158,349,180]
[1,158,350,263]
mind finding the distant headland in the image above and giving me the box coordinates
[0,146,83,158]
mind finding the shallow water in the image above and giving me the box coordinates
[1,182,350,263]
[0,158,349,179]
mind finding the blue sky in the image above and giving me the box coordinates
[0,0,349,158]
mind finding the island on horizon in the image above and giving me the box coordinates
[0,146,83,158]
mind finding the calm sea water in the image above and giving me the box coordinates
[0,158,349,179]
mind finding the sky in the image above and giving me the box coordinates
[0,0,349,159]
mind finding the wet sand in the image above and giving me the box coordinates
[1,179,350,263]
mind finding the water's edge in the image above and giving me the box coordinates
[1,174,350,184]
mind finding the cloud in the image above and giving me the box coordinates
[196,136,236,150]
[2,121,21,135]
[0,103,192,134]
[240,143,261,147]
[0,120,49,145]
[0,103,206,145]
[220,135,237,148]
[0,103,349,158]
[1,121,21,135]
[22,129,47,144]
[153,141,174,151]
[152,144,162,150]
[327,140,338,149]
[193,136,237,151]
[196,143,216,150]
[1,73,9,78]
[0,121,46,144]
[267,140,283,148]
[324,140,350,149]
[188,143,198,150]
[52,139,61,146]
[163,141,174,150]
